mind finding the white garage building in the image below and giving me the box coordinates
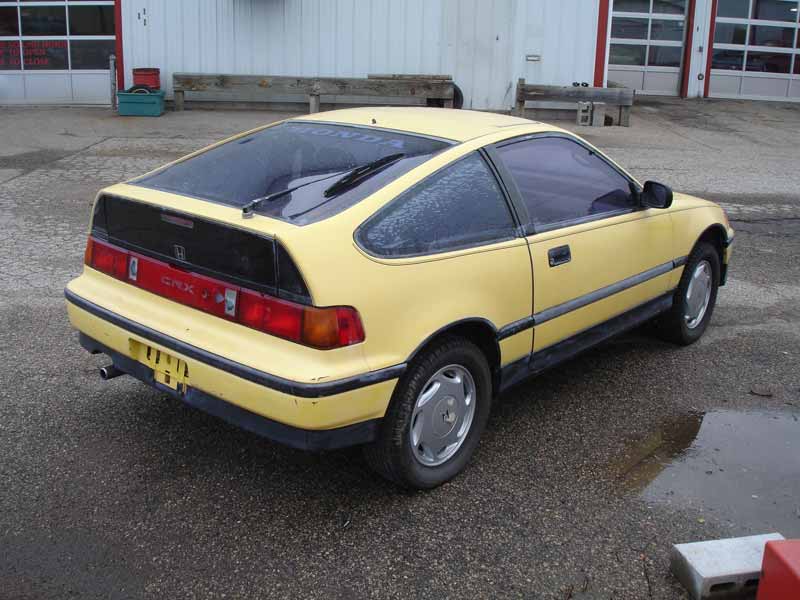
[1,0,799,107]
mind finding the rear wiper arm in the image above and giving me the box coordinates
[323,153,405,199]
[242,171,345,218]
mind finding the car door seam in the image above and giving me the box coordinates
[496,256,686,338]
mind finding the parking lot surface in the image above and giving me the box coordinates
[1,99,799,599]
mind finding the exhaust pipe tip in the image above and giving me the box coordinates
[100,364,124,380]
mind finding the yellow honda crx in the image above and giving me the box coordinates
[66,108,732,489]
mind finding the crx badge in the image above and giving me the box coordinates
[173,244,186,261]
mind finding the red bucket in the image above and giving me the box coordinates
[132,68,161,90]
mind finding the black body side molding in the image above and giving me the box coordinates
[498,292,674,394]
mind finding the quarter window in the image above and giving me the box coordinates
[496,137,637,231]
[358,153,517,258]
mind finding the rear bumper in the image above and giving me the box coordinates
[65,286,404,448]
[80,333,378,451]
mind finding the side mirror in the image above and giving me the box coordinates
[641,181,673,209]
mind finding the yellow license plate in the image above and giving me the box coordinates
[130,340,189,391]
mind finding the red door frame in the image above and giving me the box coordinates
[703,0,719,97]
[594,0,611,87]
[679,0,697,97]
[114,0,124,90]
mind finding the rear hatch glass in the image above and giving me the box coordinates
[133,122,452,225]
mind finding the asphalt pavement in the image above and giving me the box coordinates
[1,99,799,599]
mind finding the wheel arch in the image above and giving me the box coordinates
[694,223,728,285]
[696,223,726,259]
[405,318,502,396]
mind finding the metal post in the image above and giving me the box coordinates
[109,53,117,111]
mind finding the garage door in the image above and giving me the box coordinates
[0,1,116,104]
[607,0,690,95]
[709,0,800,100]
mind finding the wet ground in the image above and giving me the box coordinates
[1,100,799,599]
[617,409,800,538]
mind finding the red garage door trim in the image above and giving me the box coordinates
[594,0,611,87]
[680,0,697,98]
[704,0,718,97]
[115,0,125,91]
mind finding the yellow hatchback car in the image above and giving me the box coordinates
[66,108,733,489]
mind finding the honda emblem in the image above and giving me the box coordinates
[173,245,186,261]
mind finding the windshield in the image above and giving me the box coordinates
[133,122,452,225]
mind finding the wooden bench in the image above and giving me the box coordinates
[172,73,455,112]
[514,79,635,126]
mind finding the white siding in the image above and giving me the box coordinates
[514,0,599,88]
[122,0,598,110]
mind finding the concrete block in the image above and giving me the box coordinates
[671,533,785,599]
[576,101,592,126]
[591,102,606,127]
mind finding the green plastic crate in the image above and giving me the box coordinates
[117,90,165,117]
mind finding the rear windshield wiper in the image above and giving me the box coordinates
[242,171,345,218]
[323,153,405,199]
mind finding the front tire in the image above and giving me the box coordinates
[656,242,720,345]
[363,336,492,489]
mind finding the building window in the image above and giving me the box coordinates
[714,23,748,44]
[648,45,683,66]
[651,19,685,41]
[711,0,799,85]
[746,51,792,72]
[609,0,687,70]
[749,25,794,48]
[717,0,751,18]
[70,39,115,69]
[0,2,116,72]
[69,6,115,36]
[653,0,687,15]
[611,17,649,39]
[23,40,68,70]
[614,0,651,12]
[20,6,67,36]
[711,49,745,70]
[610,44,647,65]
[0,6,19,36]
[0,40,22,70]
[751,0,798,22]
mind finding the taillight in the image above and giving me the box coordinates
[237,289,364,349]
[83,236,365,349]
[85,237,127,279]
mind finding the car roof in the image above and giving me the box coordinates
[294,107,553,143]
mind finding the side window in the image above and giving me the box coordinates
[496,136,636,231]
[357,153,517,258]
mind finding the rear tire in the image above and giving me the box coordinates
[656,242,720,345]
[363,336,491,489]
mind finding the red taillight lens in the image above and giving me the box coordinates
[83,236,365,350]
[239,289,364,349]
[239,289,303,342]
[334,307,366,347]
[86,237,128,280]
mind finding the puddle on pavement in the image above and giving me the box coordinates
[615,409,800,536]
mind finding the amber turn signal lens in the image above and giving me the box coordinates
[302,308,340,350]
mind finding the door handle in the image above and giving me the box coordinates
[548,245,571,267]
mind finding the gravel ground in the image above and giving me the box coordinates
[1,99,799,599]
